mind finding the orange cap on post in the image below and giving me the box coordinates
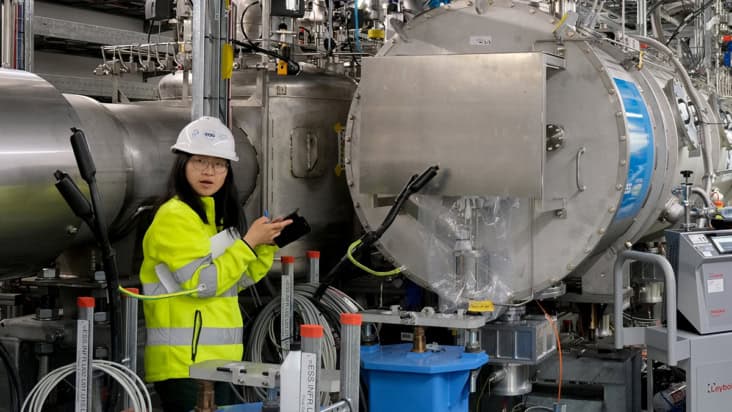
[340,313,362,326]
[125,288,139,294]
[282,256,295,264]
[306,251,321,259]
[77,297,95,308]
[301,324,324,338]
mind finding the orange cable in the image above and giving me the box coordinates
[537,300,562,403]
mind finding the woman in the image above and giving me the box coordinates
[139,116,291,411]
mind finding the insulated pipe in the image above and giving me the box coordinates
[301,323,323,406]
[280,256,295,355]
[630,34,715,193]
[75,297,95,412]
[691,186,713,208]
[613,250,677,366]
[307,251,320,284]
[340,313,361,410]
[651,10,665,43]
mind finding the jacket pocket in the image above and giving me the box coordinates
[191,310,203,362]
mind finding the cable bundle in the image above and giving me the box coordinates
[21,360,150,412]
[243,285,363,404]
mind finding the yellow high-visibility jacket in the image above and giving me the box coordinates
[140,196,276,382]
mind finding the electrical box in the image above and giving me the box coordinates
[145,0,172,21]
[271,0,305,17]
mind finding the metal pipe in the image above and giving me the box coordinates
[621,0,626,44]
[651,10,665,43]
[301,323,323,406]
[227,1,235,127]
[261,0,271,61]
[629,34,715,194]
[22,0,30,71]
[281,256,295,355]
[412,326,426,353]
[637,0,646,37]
[195,380,216,412]
[192,0,204,119]
[340,313,361,410]
[122,287,139,411]
[691,186,713,208]
[320,399,351,412]
[307,251,321,284]
[613,250,677,366]
[75,297,95,412]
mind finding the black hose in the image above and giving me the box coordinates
[239,1,261,45]
[665,0,715,45]
[146,19,154,44]
[313,165,439,301]
[233,39,301,74]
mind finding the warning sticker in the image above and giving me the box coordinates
[708,278,725,294]
[468,300,495,312]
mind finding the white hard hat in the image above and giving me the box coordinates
[171,116,239,161]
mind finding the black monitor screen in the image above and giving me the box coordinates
[711,235,732,254]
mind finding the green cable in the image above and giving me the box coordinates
[118,285,199,301]
[346,239,406,277]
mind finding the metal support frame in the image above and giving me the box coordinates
[360,308,486,329]
[613,250,677,365]
[613,250,686,411]
[192,0,228,122]
[33,16,168,46]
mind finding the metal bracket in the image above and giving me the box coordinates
[360,308,486,329]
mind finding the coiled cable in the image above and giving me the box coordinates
[21,360,150,412]
[243,285,363,405]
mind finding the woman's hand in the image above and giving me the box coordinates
[243,216,293,248]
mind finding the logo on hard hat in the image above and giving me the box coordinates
[204,131,216,140]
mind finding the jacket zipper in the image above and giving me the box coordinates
[191,310,203,362]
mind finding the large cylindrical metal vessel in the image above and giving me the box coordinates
[0,68,354,277]
[345,0,732,310]
[0,70,195,277]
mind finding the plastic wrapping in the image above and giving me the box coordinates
[411,194,519,313]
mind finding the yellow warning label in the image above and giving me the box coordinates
[468,300,495,312]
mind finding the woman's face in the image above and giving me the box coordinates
[185,155,229,196]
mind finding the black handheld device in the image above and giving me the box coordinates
[274,209,311,247]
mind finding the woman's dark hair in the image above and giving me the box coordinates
[157,152,244,233]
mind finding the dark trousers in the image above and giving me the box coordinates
[154,378,239,412]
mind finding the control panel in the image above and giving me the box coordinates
[666,229,732,334]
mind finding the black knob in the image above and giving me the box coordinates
[681,170,693,178]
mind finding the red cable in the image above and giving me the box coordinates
[537,301,562,403]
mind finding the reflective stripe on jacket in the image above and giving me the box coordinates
[140,196,276,382]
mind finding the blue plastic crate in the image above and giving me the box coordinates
[361,344,488,412]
